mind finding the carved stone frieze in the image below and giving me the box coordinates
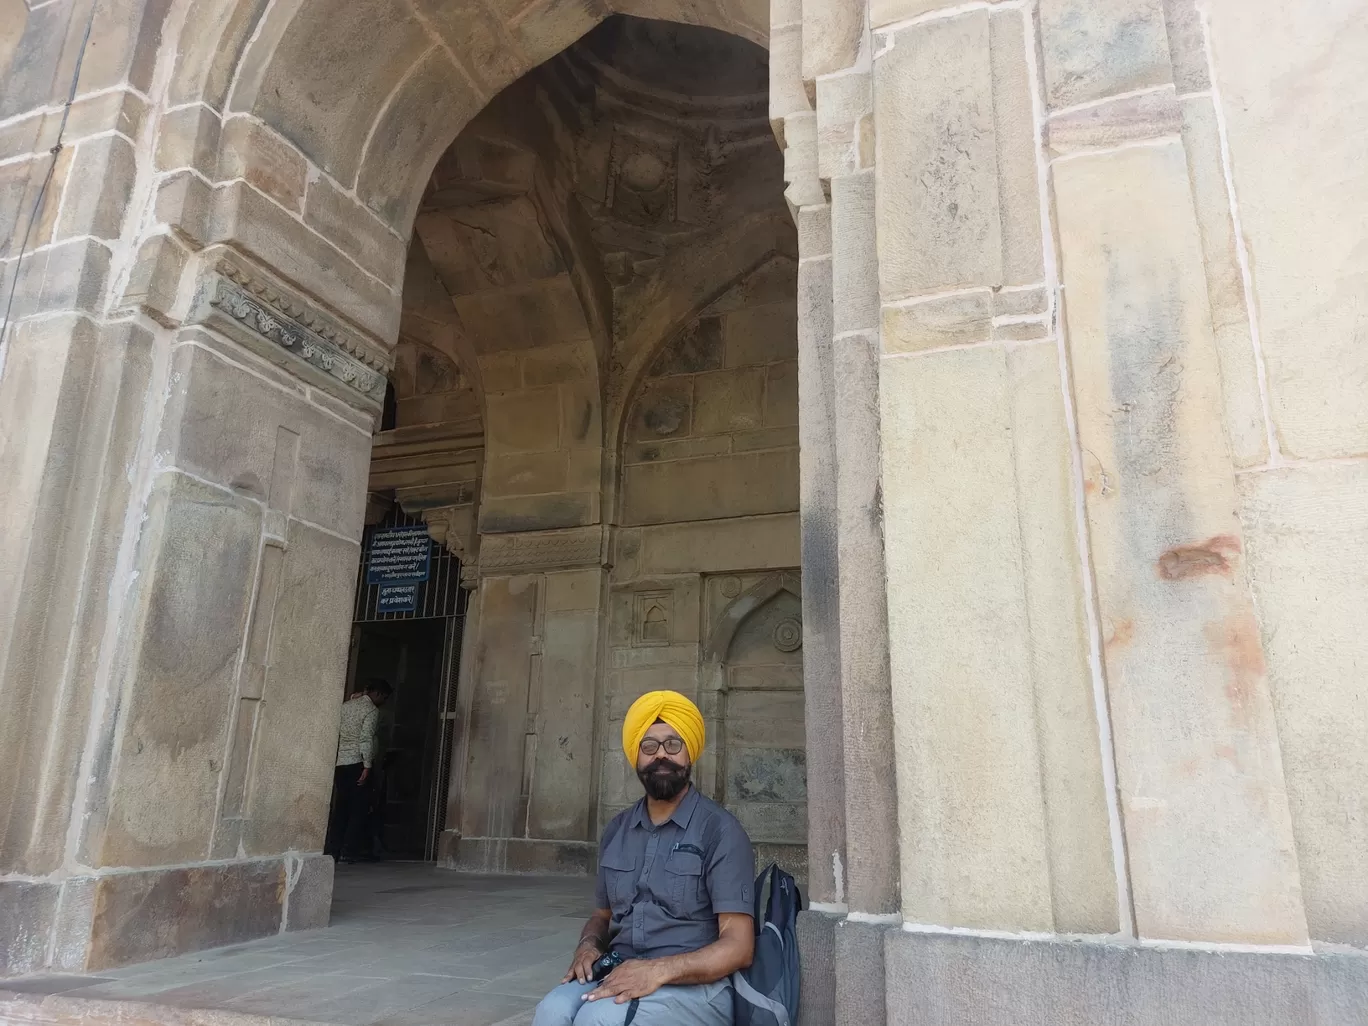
[187,251,392,406]
[477,525,607,576]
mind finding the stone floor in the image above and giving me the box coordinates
[3,864,595,1026]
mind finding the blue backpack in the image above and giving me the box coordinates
[731,863,803,1026]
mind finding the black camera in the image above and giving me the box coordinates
[590,949,625,981]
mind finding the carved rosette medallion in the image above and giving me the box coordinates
[772,617,802,653]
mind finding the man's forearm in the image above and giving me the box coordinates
[651,933,750,986]
[577,914,611,953]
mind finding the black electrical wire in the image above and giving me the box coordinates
[0,1,101,348]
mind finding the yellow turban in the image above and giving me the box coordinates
[623,690,705,765]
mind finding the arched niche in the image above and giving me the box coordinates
[700,572,807,880]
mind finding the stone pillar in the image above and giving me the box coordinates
[441,526,607,874]
[1041,1,1305,944]
[873,0,1120,940]
[0,248,387,973]
[819,19,902,1026]
[775,5,850,1017]
[0,1,387,972]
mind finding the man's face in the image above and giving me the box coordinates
[369,690,389,707]
[636,720,691,801]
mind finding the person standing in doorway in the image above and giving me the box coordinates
[326,679,392,863]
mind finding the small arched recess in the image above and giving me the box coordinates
[701,572,807,882]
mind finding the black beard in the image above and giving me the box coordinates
[637,758,691,801]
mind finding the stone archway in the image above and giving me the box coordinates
[0,0,809,977]
[7,0,1368,1023]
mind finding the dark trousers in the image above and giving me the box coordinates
[325,763,369,859]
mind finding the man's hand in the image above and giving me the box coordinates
[584,959,669,1004]
[358,767,370,785]
[563,939,602,984]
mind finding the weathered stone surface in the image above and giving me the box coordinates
[1204,0,1368,460]
[4,237,111,321]
[875,12,1001,300]
[208,181,401,340]
[244,0,433,184]
[1054,140,1306,943]
[835,920,889,1026]
[95,472,259,867]
[886,931,1368,1026]
[795,910,838,1026]
[153,171,213,247]
[416,0,527,95]
[458,279,592,354]
[0,882,57,976]
[355,47,486,231]
[1239,462,1368,945]
[154,104,221,176]
[1177,96,1267,468]
[0,319,154,881]
[881,341,1110,932]
[768,22,810,127]
[282,853,334,931]
[629,514,800,576]
[8,0,1367,996]
[1161,0,1210,93]
[158,340,371,540]
[989,8,1044,288]
[242,522,359,855]
[1039,0,1173,110]
[795,210,845,908]
[723,303,796,368]
[764,361,799,427]
[1,151,67,256]
[694,367,764,433]
[1046,86,1183,156]
[86,861,286,970]
[882,290,993,353]
[831,170,878,336]
[0,1,74,120]
[622,449,799,525]
[218,116,308,213]
[832,332,899,918]
[460,575,540,839]
[510,0,605,68]
[528,588,602,839]
[303,174,406,284]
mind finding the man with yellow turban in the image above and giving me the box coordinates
[533,690,756,1026]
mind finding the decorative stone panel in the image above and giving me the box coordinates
[185,249,391,407]
[477,525,607,576]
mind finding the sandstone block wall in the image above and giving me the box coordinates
[2,0,1366,1014]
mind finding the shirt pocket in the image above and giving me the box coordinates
[600,853,638,909]
[664,850,705,914]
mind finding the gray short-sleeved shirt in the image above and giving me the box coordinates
[595,786,755,960]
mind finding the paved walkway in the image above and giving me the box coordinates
[4,864,596,1026]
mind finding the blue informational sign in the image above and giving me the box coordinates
[377,583,419,613]
[366,525,431,586]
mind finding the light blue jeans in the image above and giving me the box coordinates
[531,977,733,1026]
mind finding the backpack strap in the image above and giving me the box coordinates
[732,970,792,1026]
[752,862,777,923]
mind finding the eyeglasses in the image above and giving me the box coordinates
[640,737,685,756]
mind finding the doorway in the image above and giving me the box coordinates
[348,618,445,860]
[340,508,467,863]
